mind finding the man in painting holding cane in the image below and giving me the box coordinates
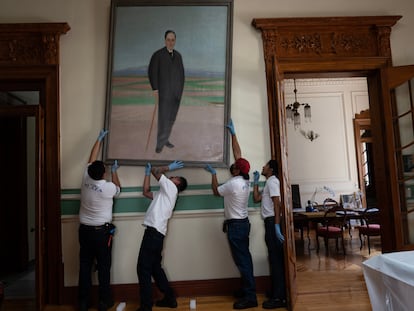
[148,29,185,154]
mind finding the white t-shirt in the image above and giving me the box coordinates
[218,176,250,220]
[261,175,281,219]
[79,165,120,226]
[143,174,178,236]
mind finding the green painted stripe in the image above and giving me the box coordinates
[61,192,260,216]
[61,182,265,196]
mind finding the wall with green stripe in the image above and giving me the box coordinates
[61,183,263,216]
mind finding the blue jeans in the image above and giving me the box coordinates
[264,217,286,300]
[137,227,175,309]
[226,218,257,302]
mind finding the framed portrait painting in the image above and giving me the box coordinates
[103,0,234,167]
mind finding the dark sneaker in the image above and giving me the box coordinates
[155,297,178,308]
[262,298,287,309]
[233,288,245,298]
[136,306,152,311]
[233,298,258,309]
[78,301,88,311]
[98,299,114,311]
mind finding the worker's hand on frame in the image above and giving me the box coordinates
[204,164,216,175]
[97,129,109,142]
[226,119,236,136]
[253,171,260,185]
[168,160,184,171]
[145,163,152,176]
[111,160,119,173]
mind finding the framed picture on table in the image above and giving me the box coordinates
[103,0,234,167]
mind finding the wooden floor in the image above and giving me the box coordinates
[1,228,378,310]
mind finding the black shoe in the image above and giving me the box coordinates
[78,301,88,311]
[156,146,163,153]
[97,301,107,311]
[233,288,245,298]
[262,298,287,309]
[155,296,178,308]
[136,306,152,311]
[98,299,114,311]
[165,141,174,148]
[233,298,258,309]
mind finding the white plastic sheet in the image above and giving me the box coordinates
[363,251,414,311]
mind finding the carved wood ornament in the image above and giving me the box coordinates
[252,16,400,62]
[0,23,70,65]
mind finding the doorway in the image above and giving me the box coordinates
[0,93,38,308]
[252,15,401,309]
[0,23,69,309]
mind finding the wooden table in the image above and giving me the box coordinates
[293,209,364,241]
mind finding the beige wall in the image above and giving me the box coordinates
[2,0,414,287]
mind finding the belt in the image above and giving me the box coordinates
[145,226,164,237]
[225,218,249,224]
[264,216,275,222]
[80,223,107,230]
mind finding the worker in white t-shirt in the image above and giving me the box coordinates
[137,160,187,311]
[204,119,258,310]
[253,160,287,309]
[78,129,121,311]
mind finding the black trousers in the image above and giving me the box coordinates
[137,227,175,308]
[78,224,113,305]
[264,217,286,300]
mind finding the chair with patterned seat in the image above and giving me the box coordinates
[316,198,348,255]
[358,207,380,254]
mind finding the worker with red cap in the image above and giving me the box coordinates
[204,119,257,310]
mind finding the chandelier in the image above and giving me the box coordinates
[286,79,311,129]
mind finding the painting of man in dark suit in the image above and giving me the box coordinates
[104,3,233,166]
[148,30,185,153]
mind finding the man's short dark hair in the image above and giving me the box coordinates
[177,176,188,192]
[165,30,176,39]
[88,160,105,180]
[268,159,278,176]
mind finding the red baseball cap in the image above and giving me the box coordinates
[235,158,250,175]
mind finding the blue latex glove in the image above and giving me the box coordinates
[226,119,236,136]
[111,160,119,173]
[204,164,216,175]
[168,160,184,171]
[145,163,151,176]
[97,129,109,142]
[275,224,285,243]
[253,171,260,185]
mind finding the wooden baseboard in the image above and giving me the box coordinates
[62,276,270,305]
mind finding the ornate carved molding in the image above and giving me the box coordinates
[252,16,401,60]
[0,23,70,65]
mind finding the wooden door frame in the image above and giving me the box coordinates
[252,16,402,309]
[353,110,372,210]
[0,23,70,308]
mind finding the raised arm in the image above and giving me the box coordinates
[88,129,108,163]
[143,163,153,200]
[111,160,121,188]
[204,164,220,196]
[252,171,262,203]
[226,119,241,160]
[150,160,184,181]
